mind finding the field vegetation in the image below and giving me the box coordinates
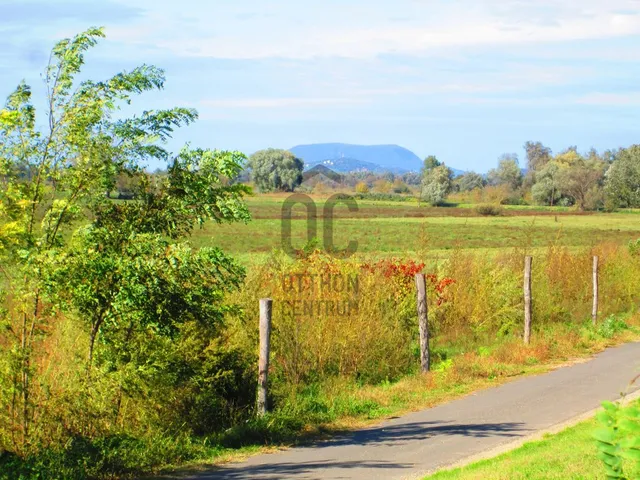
[194,195,640,262]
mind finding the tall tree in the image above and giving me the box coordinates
[531,147,604,209]
[402,171,422,185]
[456,172,485,192]
[0,27,251,450]
[557,158,605,210]
[249,149,303,192]
[604,145,640,208]
[487,154,523,190]
[421,164,453,205]
[422,155,441,174]
[524,141,552,172]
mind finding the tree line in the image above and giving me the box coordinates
[238,143,640,210]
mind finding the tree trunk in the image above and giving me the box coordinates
[524,256,533,344]
[257,299,273,416]
[88,318,104,372]
[592,256,599,325]
[415,274,430,372]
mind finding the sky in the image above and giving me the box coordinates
[2,0,640,172]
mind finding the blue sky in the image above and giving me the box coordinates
[2,0,640,172]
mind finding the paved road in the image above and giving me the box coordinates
[190,342,640,480]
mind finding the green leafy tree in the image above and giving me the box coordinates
[557,158,605,210]
[249,148,303,192]
[392,178,410,194]
[523,142,552,189]
[456,172,485,192]
[422,155,441,174]
[487,154,523,190]
[524,141,552,172]
[531,161,564,206]
[54,148,250,369]
[402,171,422,186]
[0,27,251,453]
[421,164,453,205]
[532,148,592,207]
[605,145,640,209]
[355,181,369,193]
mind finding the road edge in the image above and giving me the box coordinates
[417,387,640,479]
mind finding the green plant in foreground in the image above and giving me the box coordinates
[0,26,253,470]
[594,398,640,479]
[597,315,630,339]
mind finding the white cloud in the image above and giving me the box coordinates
[347,64,591,97]
[200,97,368,108]
[196,96,370,121]
[96,0,640,123]
[575,92,640,106]
[108,0,640,60]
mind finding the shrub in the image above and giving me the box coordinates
[392,180,411,194]
[597,315,629,339]
[500,195,527,206]
[228,253,443,389]
[594,398,640,479]
[474,204,504,216]
[351,192,414,202]
[355,182,369,194]
[373,179,393,194]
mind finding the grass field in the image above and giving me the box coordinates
[193,194,640,262]
[424,418,602,480]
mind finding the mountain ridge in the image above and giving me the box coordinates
[289,143,465,176]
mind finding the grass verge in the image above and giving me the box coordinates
[423,418,602,479]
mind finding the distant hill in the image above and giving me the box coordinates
[302,164,344,183]
[290,143,466,176]
[290,143,422,173]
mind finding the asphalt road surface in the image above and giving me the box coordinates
[189,342,640,480]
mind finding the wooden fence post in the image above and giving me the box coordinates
[592,256,599,325]
[524,256,533,344]
[257,298,273,417]
[415,274,430,372]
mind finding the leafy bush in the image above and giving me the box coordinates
[594,399,640,479]
[350,192,415,202]
[629,239,640,257]
[0,27,254,477]
[474,204,504,216]
[355,181,369,193]
[392,180,411,194]
[499,196,528,206]
[0,433,209,480]
[598,315,629,339]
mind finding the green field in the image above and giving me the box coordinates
[193,195,640,261]
[424,418,603,480]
